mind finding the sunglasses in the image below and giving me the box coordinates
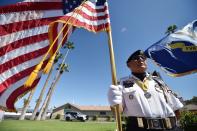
[132,55,146,61]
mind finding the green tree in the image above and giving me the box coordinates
[165,25,177,34]
[185,96,197,105]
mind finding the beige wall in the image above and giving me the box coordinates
[51,109,64,119]
[51,104,113,120]
[81,111,113,117]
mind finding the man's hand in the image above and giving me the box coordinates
[107,85,123,106]
[175,110,181,120]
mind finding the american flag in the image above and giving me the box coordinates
[60,0,110,32]
[0,0,70,111]
[0,0,110,111]
[49,0,110,52]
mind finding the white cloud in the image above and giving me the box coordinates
[121,27,127,33]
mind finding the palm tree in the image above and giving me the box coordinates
[165,25,177,34]
[30,53,62,120]
[40,64,69,120]
[36,42,74,120]
[19,88,36,120]
[63,41,75,50]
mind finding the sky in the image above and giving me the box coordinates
[1,0,197,110]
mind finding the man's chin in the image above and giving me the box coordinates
[138,67,147,72]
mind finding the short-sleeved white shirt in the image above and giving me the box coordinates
[119,74,183,118]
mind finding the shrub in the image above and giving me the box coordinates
[55,114,61,119]
[106,116,111,121]
[180,111,197,131]
[92,115,98,121]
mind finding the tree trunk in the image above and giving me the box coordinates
[41,74,61,120]
[36,86,51,120]
[30,67,53,120]
[19,88,36,120]
[39,50,69,120]
[36,73,60,120]
[37,49,69,120]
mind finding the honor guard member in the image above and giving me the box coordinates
[108,50,183,131]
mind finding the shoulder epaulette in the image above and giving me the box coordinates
[119,76,134,88]
[123,80,134,88]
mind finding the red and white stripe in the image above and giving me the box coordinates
[51,0,110,35]
[0,0,66,111]
[49,0,110,55]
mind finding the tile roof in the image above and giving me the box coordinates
[183,104,197,111]
[74,105,111,111]
[54,103,111,111]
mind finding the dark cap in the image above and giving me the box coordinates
[126,50,145,64]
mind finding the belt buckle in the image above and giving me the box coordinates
[147,118,163,129]
[152,119,160,128]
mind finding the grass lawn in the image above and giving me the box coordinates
[0,120,116,131]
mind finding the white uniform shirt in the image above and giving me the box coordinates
[120,74,183,118]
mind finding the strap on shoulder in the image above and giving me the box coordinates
[152,76,168,102]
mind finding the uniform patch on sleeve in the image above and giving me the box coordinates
[123,80,134,88]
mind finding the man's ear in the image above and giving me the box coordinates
[127,62,130,68]
[127,61,132,68]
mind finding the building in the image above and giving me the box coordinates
[2,108,52,120]
[182,104,197,113]
[52,103,113,120]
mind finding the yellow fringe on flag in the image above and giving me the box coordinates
[43,54,56,74]
[24,62,43,87]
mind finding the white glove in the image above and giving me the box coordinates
[107,85,123,106]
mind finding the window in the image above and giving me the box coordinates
[100,111,106,115]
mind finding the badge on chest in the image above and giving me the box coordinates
[144,92,151,99]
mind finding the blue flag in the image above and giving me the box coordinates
[145,20,197,77]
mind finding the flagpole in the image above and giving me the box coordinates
[107,29,122,131]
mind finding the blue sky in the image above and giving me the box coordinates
[1,0,197,110]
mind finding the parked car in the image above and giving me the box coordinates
[64,111,88,122]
